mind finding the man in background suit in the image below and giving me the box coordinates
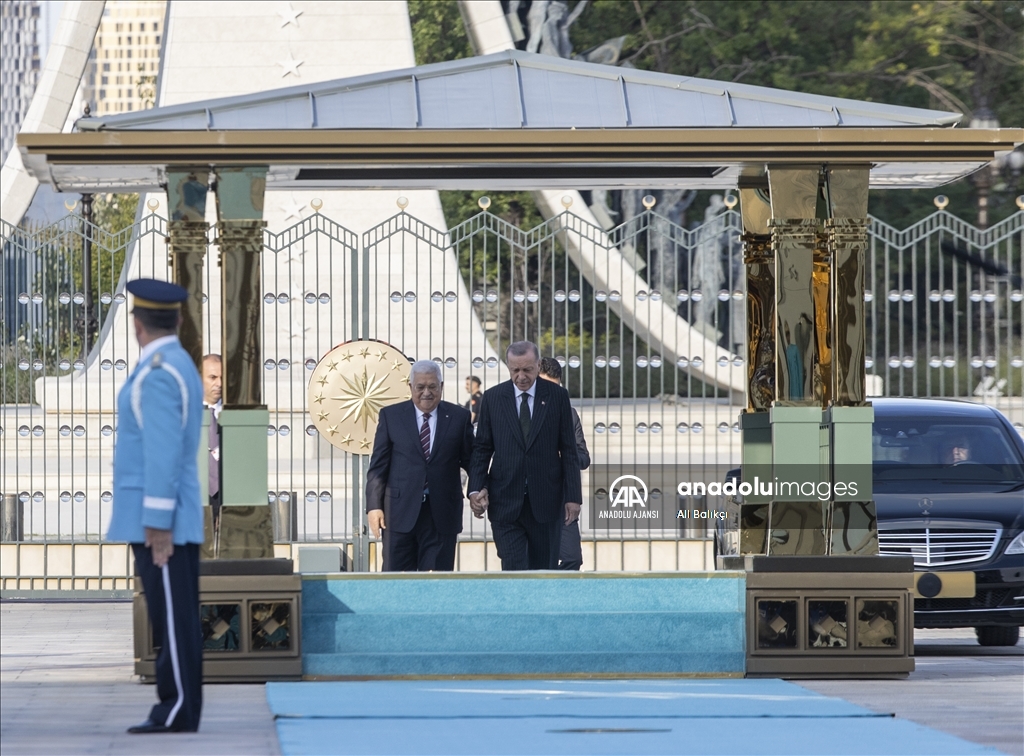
[469,341,581,570]
[539,357,590,571]
[366,360,473,571]
[201,354,222,549]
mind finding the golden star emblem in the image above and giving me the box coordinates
[308,341,410,455]
[333,369,403,431]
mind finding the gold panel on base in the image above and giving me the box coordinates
[829,501,879,556]
[767,501,827,555]
[218,506,274,560]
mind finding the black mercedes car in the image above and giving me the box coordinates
[716,398,1024,646]
[872,398,1023,645]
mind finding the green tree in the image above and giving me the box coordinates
[1,194,140,404]
[409,0,474,65]
[571,0,1022,225]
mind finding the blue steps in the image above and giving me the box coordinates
[301,573,746,678]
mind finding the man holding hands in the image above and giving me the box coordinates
[469,341,581,570]
[366,360,473,571]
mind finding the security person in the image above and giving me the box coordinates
[106,278,205,734]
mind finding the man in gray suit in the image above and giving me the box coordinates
[201,354,222,548]
[539,357,590,571]
[366,360,473,571]
[469,341,581,570]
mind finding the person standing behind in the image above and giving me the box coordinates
[366,360,473,571]
[106,279,204,734]
[469,341,581,570]
[201,354,222,547]
[464,375,483,425]
[538,357,590,571]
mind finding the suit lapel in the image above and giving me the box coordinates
[431,402,452,460]
[525,380,549,449]
[503,382,526,448]
[400,401,425,460]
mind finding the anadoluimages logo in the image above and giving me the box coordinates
[609,475,648,508]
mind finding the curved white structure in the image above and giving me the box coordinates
[458,0,745,394]
[0,1,105,226]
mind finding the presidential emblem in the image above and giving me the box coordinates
[308,340,411,454]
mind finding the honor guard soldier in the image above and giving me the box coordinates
[106,278,205,734]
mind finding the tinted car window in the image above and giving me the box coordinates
[873,416,1024,489]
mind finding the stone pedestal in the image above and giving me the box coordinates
[133,558,301,682]
[741,556,914,679]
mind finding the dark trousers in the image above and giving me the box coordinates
[132,542,203,732]
[382,496,457,571]
[558,518,583,571]
[490,494,561,570]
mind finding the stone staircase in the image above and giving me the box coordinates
[301,572,745,678]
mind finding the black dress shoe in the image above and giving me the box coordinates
[127,719,171,734]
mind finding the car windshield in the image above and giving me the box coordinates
[873,415,1024,488]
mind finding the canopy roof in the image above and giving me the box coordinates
[19,50,1022,191]
[78,50,962,132]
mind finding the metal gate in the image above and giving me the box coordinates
[2,198,1022,587]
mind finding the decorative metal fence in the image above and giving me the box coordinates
[2,201,1021,586]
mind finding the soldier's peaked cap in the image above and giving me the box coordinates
[126,278,187,310]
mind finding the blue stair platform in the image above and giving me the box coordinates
[301,572,745,678]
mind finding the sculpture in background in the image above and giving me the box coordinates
[692,195,729,338]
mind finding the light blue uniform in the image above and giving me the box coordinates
[107,336,204,544]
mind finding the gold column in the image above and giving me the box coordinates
[739,186,774,411]
[811,233,831,408]
[168,223,207,370]
[212,167,272,559]
[826,166,871,406]
[165,170,209,370]
[216,219,265,407]
[214,167,268,408]
[767,167,821,405]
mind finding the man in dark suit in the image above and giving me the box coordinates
[366,360,473,571]
[469,341,581,570]
[539,357,590,571]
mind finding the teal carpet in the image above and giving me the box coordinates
[268,678,997,755]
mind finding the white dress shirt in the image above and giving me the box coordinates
[515,381,537,416]
[414,404,438,456]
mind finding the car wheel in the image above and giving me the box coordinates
[975,625,1021,646]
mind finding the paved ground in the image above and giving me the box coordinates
[1,601,280,755]
[800,629,1024,756]
[1,601,1020,756]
